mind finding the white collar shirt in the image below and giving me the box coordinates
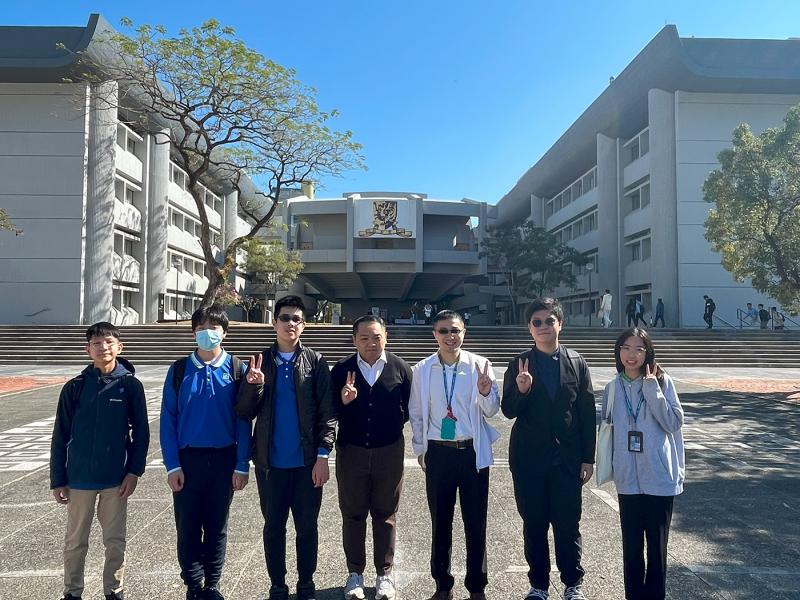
[428,355,475,441]
[357,351,387,386]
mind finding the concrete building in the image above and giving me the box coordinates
[0,15,253,325]
[494,25,800,327]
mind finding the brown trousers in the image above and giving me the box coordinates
[335,436,404,575]
[63,487,127,596]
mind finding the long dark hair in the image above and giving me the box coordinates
[614,327,666,386]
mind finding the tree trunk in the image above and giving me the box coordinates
[200,269,224,310]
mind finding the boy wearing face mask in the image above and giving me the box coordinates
[160,305,251,600]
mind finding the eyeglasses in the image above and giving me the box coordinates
[277,314,304,324]
[620,345,647,355]
[436,328,463,336]
[89,340,118,348]
[530,317,558,328]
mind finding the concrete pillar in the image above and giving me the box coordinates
[145,128,170,322]
[82,81,118,325]
[346,196,355,272]
[415,197,424,273]
[648,89,679,326]
[478,201,488,275]
[596,133,622,325]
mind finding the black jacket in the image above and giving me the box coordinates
[331,351,411,448]
[50,358,150,489]
[501,345,596,475]
[236,341,335,471]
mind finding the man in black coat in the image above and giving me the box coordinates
[331,315,411,600]
[502,298,596,600]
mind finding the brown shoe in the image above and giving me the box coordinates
[470,594,487,600]
[427,591,453,600]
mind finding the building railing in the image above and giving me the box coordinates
[544,166,597,219]
[623,127,649,166]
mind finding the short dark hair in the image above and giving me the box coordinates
[525,297,564,324]
[191,304,230,332]
[432,310,464,327]
[85,321,120,342]
[605,289,610,293]
[275,295,306,318]
[758,303,764,308]
[614,327,665,386]
[352,314,386,335]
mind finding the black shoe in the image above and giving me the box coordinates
[60,595,82,600]
[186,587,204,600]
[204,587,224,600]
[268,584,290,600]
[296,580,316,600]
[105,594,123,600]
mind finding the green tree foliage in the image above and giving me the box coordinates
[69,18,362,307]
[241,237,304,322]
[0,209,22,235]
[480,221,588,321]
[704,106,800,312]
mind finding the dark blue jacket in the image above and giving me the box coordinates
[50,357,150,489]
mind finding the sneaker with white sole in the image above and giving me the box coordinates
[375,574,396,600]
[525,588,549,600]
[343,573,365,600]
[563,585,587,600]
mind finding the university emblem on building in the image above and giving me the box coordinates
[358,200,412,237]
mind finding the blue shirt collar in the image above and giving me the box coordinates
[190,349,228,369]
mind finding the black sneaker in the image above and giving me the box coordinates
[267,584,290,600]
[297,580,316,600]
[186,587,204,600]
[204,586,224,600]
[105,594,123,600]
[60,595,82,600]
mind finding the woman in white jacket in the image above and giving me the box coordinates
[600,328,685,600]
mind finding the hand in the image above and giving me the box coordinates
[580,463,594,486]
[341,371,358,405]
[53,486,70,504]
[644,363,657,381]
[167,469,185,492]
[417,454,426,472]
[232,472,249,491]
[477,361,492,396]
[246,353,265,385]
[516,358,533,394]
[118,473,138,499]
[311,457,329,488]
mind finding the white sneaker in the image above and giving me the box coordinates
[343,572,365,600]
[375,574,396,599]
[563,585,587,600]
[525,588,549,600]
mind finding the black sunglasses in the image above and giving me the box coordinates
[277,314,304,324]
[436,327,463,335]
[530,317,558,328]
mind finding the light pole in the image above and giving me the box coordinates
[586,262,594,327]
[172,256,182,324]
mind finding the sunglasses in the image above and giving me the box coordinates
[530,317,558,328]
[436,327,463,336]
[276,314,304,324]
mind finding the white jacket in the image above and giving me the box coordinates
[409,350,501,470]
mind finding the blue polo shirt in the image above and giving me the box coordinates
[160,350,251,474]
[270,351,305,468]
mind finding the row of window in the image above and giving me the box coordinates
[116,122,142,157]
[552,210,598,244]
[544,167,598,219]
[626,235,652,263]
[167,250,209,279]
[623,128,650,166]
[571,253,599,277]
[167,294,204,316]
[169,207,222,246]
[169,162,224,214]
[625,181,651,213]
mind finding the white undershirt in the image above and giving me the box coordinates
[427,357,474,441]
[357,351,387,386]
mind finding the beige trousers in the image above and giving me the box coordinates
[63,487,127,596]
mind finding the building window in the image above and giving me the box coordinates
[631,243,640,261]
[126,137,136,154]
[125,187,135,204]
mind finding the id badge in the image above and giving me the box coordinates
[441,415,457,440]
[627,430,643,453]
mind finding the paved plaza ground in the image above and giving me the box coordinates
[0,362,799,600]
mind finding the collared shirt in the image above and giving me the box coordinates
[427,355,476,441]
[357,351,387,386]
[160,350,251,475]
[270,350,305,468]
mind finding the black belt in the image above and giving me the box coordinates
[430,439,473,449]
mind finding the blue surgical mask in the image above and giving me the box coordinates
[195,328,223,351]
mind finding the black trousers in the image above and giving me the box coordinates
[173,445,236,589]
[618,494,674,600]
[653,315,665,327]
[512,462,585,589]
[336,437,404,575]
[255,464,323,589]
[703,313,713,328]
[425,441,489,594]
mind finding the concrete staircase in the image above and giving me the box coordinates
[0,324,798,368]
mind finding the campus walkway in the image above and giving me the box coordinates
[0,363,799,600]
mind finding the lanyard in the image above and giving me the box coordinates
[619,376,645,423]
[440,359,459,417]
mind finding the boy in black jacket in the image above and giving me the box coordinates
[50,322,150,600]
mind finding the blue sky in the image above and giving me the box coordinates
[6,1,800,202]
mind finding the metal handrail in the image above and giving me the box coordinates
[712,313,737,329]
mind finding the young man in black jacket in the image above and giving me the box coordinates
[331,315,412,600]
[236,296,335,600]
[502,298,595,600]
[50,322,150,600]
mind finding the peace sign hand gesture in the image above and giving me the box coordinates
[643,363,657,381]
[246,354,265,385]
[477,361,492,396]
[341,371,358,405]
[516,358,533,394]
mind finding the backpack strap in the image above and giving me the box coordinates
[171,357,189,397]
[231,355,243,388]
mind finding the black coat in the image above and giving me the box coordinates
[50,358,150,489]
[236,342,335,471]
[501,346,596,476]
